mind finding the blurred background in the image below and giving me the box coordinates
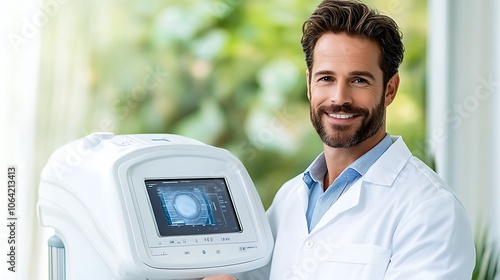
[37,0,429,208]
[1,0,498,279]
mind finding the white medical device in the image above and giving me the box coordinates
[38,133,273,280]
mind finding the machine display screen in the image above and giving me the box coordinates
[145,178,242,237]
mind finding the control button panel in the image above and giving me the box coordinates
[152,236,236,248]
[148,243,260,267]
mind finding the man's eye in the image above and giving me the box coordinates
[352,78,368,84]
[319,76,332,82]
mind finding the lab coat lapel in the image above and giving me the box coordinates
[362,136,411,186]
[297,183,310,213]
[310,179,362,233]
[295,182,311,234]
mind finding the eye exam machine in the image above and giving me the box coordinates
[37,133,273,279]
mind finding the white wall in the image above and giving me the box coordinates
[0,0,45,279]
[428,0,500,239]
[493,0,500,242]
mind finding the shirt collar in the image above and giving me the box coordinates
[303,134,393,190]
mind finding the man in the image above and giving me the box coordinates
[205,0,475,279]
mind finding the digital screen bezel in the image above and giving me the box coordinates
[145,178,242,237]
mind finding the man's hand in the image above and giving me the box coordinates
[202,275,237,280]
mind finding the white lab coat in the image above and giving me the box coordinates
[237,136,475,280]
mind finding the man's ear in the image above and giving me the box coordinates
[384,73,400,106]
[306,70,311,101]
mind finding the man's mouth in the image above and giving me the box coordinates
[327,113,357,119]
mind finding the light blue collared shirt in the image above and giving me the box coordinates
[303,134,393,232]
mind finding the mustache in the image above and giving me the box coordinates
[317,103,369,116]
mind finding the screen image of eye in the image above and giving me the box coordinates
[174,194,200,219]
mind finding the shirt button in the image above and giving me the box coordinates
[306,240,314,249]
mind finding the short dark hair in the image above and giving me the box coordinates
[301,0,404,86]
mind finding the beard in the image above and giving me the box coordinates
[309,94,386,148]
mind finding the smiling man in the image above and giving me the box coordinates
[204,1,475,279]
[306,32,395,189]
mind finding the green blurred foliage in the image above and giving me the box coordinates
[77,0,427,208]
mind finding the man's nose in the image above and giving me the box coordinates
[330,81,353,105]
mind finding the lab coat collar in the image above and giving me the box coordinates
[309,136,412,234]
[310,178,362,233]
[362,136,412,187]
